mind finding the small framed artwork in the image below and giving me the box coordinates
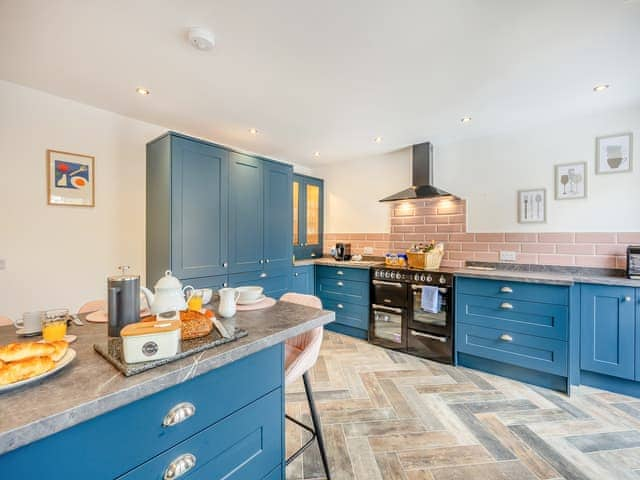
[47,150,95,207]
[596,133,633,174]
[555,162,587,200]
[518,188,546,224]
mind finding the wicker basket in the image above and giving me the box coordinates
[406,249,444,270]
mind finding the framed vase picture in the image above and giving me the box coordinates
[47,150,95,207]
[596,133,633,174]
[518,188,546,224]
[555,162,587,200]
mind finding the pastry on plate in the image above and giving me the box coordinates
[48,340,69,362]
[0,356,55,385]
[0,342,55,363]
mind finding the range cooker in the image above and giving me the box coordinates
[369,266,454,364]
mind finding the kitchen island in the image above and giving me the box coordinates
[0,300,334,479]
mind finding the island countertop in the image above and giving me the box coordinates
[0,300,335,455]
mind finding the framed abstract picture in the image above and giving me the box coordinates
[596,133,633,174]
[47,150,95,207]
[555,162,587,200]
[518,188,546,224]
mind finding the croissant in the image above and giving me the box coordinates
[0,342,55,363]
[0,356,55,385]
[48,340,69,362]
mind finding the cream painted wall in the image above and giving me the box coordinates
[315,105,640,233]
[0,81,165,319]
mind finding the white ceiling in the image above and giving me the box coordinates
[1,0,639,166]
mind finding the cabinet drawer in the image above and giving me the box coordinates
[316,265,370,283]
[322,298,369,330]
[456,277,569,306]
[182,275,228,292]
[119,388,282,480]
[458,294,568,340]
[1,345,283,479]
[317,277,369,305]
[457,323,567,376]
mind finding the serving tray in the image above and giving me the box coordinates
[94,327,248,377]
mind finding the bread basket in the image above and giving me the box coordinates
[406,244,444,270]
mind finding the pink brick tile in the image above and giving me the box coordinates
[373,241,392,248]
[538,254,575,266]
[424,215,450,225]
[450,233,475,242]
[402,216,425,225]
[575,232,617,244]
[449,214,467,224]
[538,232,575,243]
[475,233,506,242]
[617,256,628,269]
[404,233,427,242]
[618,233,640,244]
[415,207,438,216]
[349,233,366,240]
[390,233,404,241]
[596,244,627,256]
[461,243,489,252]
[393,207,415,217]
[522,243,556,254]
[474,252,500,262]
[430,233,451,241]
[515,253,539,264]
[556,244,595,255]
[446,242,463,251]
[392,241,413,250]
[505,233,538,243]
[414,225,438,233]
[575,255,617,268]
[437,201,465,215]
[390,217,403,225]
[449,251,472,261]
[440,259,464,268]
[392,225,415,233]
[365,233,390,241]
[489,243,522,252]
[437,224,463,233]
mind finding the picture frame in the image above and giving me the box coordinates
[596,133,633,174]
[47,149,95,207]
[518,188,546,224]
[555,162,587,200]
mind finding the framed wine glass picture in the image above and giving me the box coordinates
[47,150,95,207]
[518,188,546,224]
[555,162,587,200]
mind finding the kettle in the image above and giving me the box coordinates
[141,270,192,316]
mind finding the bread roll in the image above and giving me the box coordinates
[0,356,55,385]
[180,310,213,340]
[0,342,55,363]
[49,340,69,362]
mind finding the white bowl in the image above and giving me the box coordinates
[236,286,264,303]
[196,288,213,304]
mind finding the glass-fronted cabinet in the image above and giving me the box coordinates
[293,174,323,259]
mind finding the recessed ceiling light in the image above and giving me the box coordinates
[461,116,472,123]
[593,84,610,92]
[313,151,320,157]
[136,87,150,96]
[374,136,383,143]
[249,128,259,135]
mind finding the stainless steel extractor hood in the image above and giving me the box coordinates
[379,142,458,202]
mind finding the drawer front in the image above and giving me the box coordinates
[322,298,369,330]
[456,277,569,306]
[317,278,369,305]
[0,345,284,479]
[182,275,228,291]
[458,294,568,340]
[263,465,283,480]
[119,388,282,480]
[457,323,567,376]
[316,265,370,283]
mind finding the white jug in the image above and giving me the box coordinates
[218,288,240,318]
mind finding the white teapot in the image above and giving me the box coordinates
[141,271,192,315]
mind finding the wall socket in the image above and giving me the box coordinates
[500,251,517,262]
[363,247,374,255]
[0,259,5,270]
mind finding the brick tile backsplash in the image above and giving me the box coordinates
[323,198,638,269]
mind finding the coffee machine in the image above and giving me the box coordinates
[334,243,352,261]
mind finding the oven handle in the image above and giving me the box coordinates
[372,304,403,314]
[411,285,449,294]
[410,330,447,343]
[372,280,404,287]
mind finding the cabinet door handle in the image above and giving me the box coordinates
[337,270,344,276]
[337,303,344,309]
[500,333,513,342]
[164,453,196,479]
[265,259,270,263]
[500,302,514,310]
[222,282,228,288]
[222,262,228,268]
[500,286,513,293]
[260,272,267,278]
[294,272,299,277]
[259,259,264,264]
[337,281,344,286]
[311,253,317,257]
[162,402,196,427]
[623,296,632,302]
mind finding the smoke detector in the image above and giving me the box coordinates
[187,27,215,51]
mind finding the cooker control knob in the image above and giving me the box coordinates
[390,272,396,279]
[385,271,391,279]
[420,274,426,282]
[426,275,433,283]
[439,275,447,284]
[414,273,420,281]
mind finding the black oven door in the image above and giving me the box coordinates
[372,279,407,308]
[407,329,453,364]
[409,285,452,336]
[369,304,407,350]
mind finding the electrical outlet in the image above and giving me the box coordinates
[500,251,517,262]
[363,247,374,255]
[0,259,5,270]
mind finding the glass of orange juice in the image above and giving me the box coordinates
[187,291,203,312]
[43,309,68,342]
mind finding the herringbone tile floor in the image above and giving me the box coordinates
[285,331,640,480]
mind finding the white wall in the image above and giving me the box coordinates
[0,81,165,319]
[315,105,640,233]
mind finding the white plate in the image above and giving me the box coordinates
[37,335,77,344]
[0,348,76,393]
[16,328,42,337]
[237,295,266,305]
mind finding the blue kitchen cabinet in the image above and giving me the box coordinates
[293,174,324,260]
[147,133,229,286]
[580,284,636,380]
[291,265,315,294]
[264,160,293,273]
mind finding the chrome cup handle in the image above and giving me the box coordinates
[162,402,196,427]
[163,453,196,479]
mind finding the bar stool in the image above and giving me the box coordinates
[77,300,106,314]
[280,293,331,480]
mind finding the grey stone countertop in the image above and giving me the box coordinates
[294,257,383,268]
[454,267,640,287]
[0,300,335,455]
